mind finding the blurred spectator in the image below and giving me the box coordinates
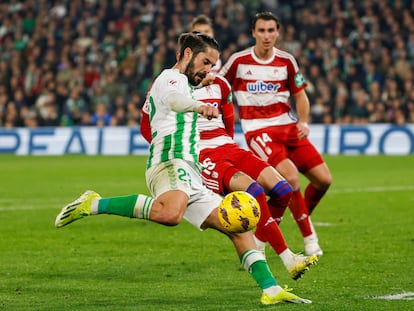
[0,0,413,128]
[91,102,111,126]
[349,90,370,124]
[89,84,111,111]
[83,63,101,89]
[21,60,43,106]
[61,86,88,126]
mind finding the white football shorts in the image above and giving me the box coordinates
[146,158,222,230]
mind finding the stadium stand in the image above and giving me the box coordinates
[0,0,413,128]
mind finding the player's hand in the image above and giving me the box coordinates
[296,121,309,139]
[201,73,215,86]
[198,104,219,120]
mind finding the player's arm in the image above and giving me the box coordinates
[140,110,152,143]
[292,89,310,139]
[166,92,219,119]
[140,97,152,143]
[218,76,235,137]
[222,102,234,138]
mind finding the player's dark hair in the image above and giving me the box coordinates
[177,32,219,60]
[252,12,280,30]
[190,14,213,30]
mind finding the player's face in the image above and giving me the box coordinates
[185,47,219,86]
[252,19,279,52]
[191,24,214,37]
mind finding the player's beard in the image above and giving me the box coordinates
[185,57,206,86]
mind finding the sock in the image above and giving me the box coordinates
[279,248,294,268]
[269,180,293,208]
[247,183,288,254]
[97,194,154,219]
[266,180,292,224]
[263,285,283,296]
[240,250,278,289]
[267,197,286,224]
[304,183,327,215]
[304,232,319,245]
[289,190,313,237]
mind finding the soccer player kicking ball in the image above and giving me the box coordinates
[55,32,311,305]
[141,72,318,280]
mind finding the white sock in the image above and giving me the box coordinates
[279,248,294,267]
[90,198,99,215]
[304,232,318,245]
[263,285,283,296]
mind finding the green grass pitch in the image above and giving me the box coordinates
[0,155,413,310]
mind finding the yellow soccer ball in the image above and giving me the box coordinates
[218,191,261,233]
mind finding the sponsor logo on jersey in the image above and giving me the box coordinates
[246,80,281,93]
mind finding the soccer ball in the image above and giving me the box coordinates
[218,191,261,233]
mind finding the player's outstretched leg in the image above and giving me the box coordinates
[55,190,101,228]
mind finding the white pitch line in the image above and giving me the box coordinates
[0,185,413,212]
[330,185,414,194]
[312,222,336,227]
[0,198,69,211]
[372,292,414,300]
[0,205,57,211]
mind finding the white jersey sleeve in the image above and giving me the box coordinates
[146,69,201,168]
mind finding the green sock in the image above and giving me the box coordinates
[98,194,138,217]
[240,250,278,289]
[97,194,153,219]
[250,260,277,289]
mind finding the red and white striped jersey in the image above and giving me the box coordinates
[195,74,235,150]
[220,46,307,135]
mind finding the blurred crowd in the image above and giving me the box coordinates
[0,0,413,128]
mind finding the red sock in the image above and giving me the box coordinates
[289,190,313,237]
[304,183,327,215]
[266,180,292,224]
[267,197,287,224]
[247,183,288,254]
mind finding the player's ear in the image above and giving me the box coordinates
[183,47,193,61]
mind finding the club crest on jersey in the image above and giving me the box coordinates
[246,80,281,93]
[168,79,178,86]
[294,72,306,87]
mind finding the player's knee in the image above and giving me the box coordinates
[323,173,333,188]
[151,199,186,226]
[285,175,300,190]
[314,173,333,191]
[157,210,183,226]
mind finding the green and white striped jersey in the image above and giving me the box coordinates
[145,69,200,169]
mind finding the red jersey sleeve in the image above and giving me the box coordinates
[216,75,235,138]
[287,58,308,95]
[140,110,152,143]
[221,102,234,138]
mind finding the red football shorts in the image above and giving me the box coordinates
[246,124,324,173]
[199,143,269,195]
